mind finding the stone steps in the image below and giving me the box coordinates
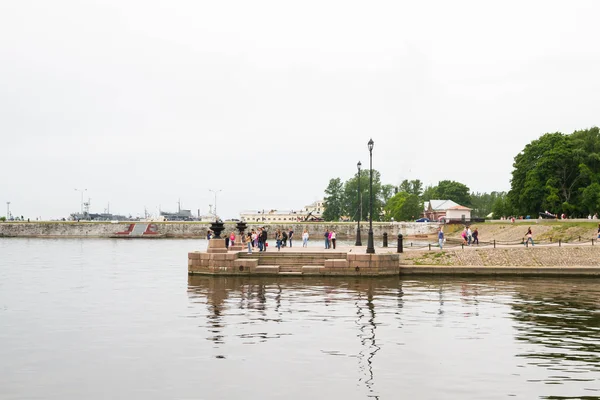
[279,265,303,272]
[239,252,347,268]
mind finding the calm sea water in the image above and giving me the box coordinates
[1,238,599,400]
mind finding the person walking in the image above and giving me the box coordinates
[251,230,257,248]
[524,227,534,246]
[467,226,472,246]
[260,227,268,252]
[257,228,264,252]
[324,229,330,249]
[245,233,253,254]
[229,231,236,249]
[472,228,479,245]
[302,229,309,247]
[331,230,337,249]
[288,228,294,247]
[276,229,283,251]
[461,227,468,245]
[438,228,444,250]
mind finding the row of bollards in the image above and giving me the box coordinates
[382,231,598,252]
[381,232,404,253]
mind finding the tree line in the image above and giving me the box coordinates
[323,126,600,222]
[322,172,505,222]
[504,126,600,218]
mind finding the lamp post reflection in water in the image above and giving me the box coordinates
[355,284,380,398]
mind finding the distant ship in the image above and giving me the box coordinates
[159,200,195,221]
[70,212,132,221]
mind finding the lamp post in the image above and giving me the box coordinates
[209,189,222,221]
[74,188,87,215]
[6,201,10,220]
[355,161,362,246]
[366,139,375,254]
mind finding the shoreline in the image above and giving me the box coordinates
[399,265,600,276]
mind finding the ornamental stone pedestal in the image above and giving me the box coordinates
[229,221,248,252]
[208,221,227,253]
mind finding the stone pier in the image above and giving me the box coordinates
[188,250,400,276]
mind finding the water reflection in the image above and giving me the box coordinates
[187,275,600,398]
[6,239,600,399]
[355,285,380,399]
[188,276,397,392]
[509,279,600,393]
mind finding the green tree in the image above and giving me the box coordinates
[421,185,438,202]
[471,191,506,218]
[507,128,600,216]
[398,180,411,193]
[434,180,472,206]
[399,179,424,197]
[384,192,422,221]
[581,183,600,215]
[381,184,396,204]
[411,179,424,197]
[342,169,385,221]
[323,178,344,221]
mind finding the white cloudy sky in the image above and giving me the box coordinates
[1,0,599,219]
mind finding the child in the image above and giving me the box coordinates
[245,233,252,254]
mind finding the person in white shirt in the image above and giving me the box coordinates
[302,229,309,247]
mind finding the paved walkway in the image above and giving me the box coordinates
[243,239,600,254]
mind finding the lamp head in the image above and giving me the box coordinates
[357,161,362,170]
[368,138,374,152]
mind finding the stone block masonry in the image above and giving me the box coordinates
[188,250,400,277]
[0,221,438,239]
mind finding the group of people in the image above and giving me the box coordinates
[436,226,480,250]
[274,228,294,250]
[210,227,316,253]
[323,229,337,249]
[461,226,479,246]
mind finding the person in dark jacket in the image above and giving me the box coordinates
[260,228,268,251]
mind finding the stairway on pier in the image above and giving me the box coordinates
[238,252,347,274]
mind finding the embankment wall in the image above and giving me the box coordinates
[0,221,440,239]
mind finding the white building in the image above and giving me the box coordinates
[240,200,325,222]
[423,199,472,222]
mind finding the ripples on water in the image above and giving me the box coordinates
[1,239,599,399]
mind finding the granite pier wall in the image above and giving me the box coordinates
[0,221,440,239]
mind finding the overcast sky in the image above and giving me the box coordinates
[1,0,599,219]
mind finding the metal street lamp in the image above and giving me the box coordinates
[209,189,222,221]
[366,138,375,254]
[355,161,362,246]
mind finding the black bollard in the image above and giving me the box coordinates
[493,239,496,249]
[397,234,403,253]
[428,243,431,251]
[559,239,561,247]
[383,232,388,247]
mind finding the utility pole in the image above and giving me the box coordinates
[209,189,222,220]
[74,188,87,215]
